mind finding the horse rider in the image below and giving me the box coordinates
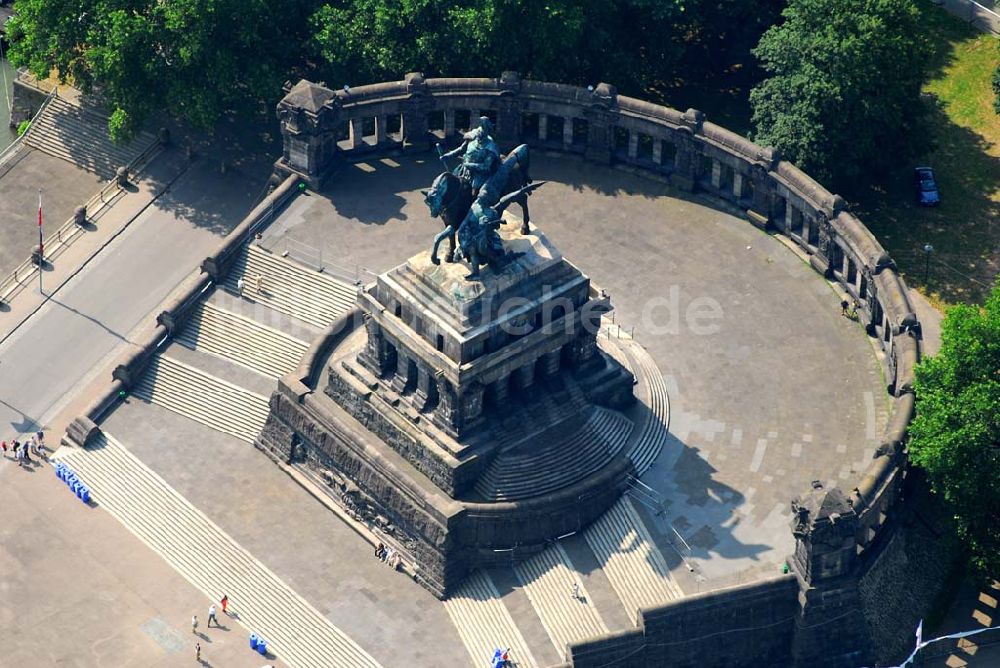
[442,116,501,193]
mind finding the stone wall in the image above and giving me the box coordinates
[270,75,940,664]
[565,576,800,668]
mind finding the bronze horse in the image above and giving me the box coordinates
[423,144,532,265]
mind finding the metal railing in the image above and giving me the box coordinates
[266,234,376,285]
[0,113,164,306]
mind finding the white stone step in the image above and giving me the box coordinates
[443,570,538,668]
[624,341,670,475]
[513,543,607,659]
[178,301,309,379]
[24,97,158,176]
[133,354,269,443]
[584,496,682,624]
[225,244,357,329]
[56,433,381,668]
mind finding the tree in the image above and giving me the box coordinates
[6,0,314,141]
[749,0,929,190]
[309,0,686,98]
[908,278,1000,577]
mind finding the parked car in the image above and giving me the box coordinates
[914,167,940,206]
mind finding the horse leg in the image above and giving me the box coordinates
[431,226,454,265]
[446,231,456,263]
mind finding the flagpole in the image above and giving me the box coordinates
[38,188,43,295]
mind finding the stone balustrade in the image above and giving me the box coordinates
[274,72,923,566]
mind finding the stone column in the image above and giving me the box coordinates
[375,115,388,145]
[670,133,697,192]
[733,172,745,200]
[490,374,511,406]
[583,83,617,165]
[513,363,536,393]
[627,131,639,159]
[458,382,485,432]
[443,109,455,138]
[652,139,663,166]
[401,72,430,150]
[348,118,363,150]
[391,350,414,393]
[568,333,599,372]
[563,117,575,147]
[747,164,772,230]
[414,366,437,411]
[540,349,561,378]
[358,316,395,378]
[711,159,722,189]
[434,375,460,434]
[538,114,548,141]
[801,215,811,246]
[496,72,523,150]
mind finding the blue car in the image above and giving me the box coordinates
[915,167,940,206]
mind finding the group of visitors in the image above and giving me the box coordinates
[1,431,46,467]
[192,595,230,662]
[374,542,402,570]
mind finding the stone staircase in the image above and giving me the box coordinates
[177,302,309,379]
[443,570,538,668]
[474,407,633,501]
[513,543,608,660]
[133,354,270,443]
[56,433,381,668]
[583,496,683,623]
[225,244,357,329]
[23,96,158,179]
[490,380,587,452]
[624,340,671,476]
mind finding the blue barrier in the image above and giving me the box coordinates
[56,464,91,504]
[250,634,258,650]
[257,638,268,655]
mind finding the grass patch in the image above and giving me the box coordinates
[856,4,1000,308]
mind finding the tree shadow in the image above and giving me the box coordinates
[856,97,1000,305]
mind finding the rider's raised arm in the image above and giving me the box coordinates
[442,141,468,160]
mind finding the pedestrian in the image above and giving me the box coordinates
[207,604,217,628]
[384,547,395,566]
[237,277,245,296]
[840,299,849,316]
[1,440,7,459]
[36,442,46,461]
[571,582,581,600]
[191,615,198,634]
[220,594,228,615]
[21,441,31,465]
[195,641,201,661]
[30,434,38,456]
[375,542,385,560]
[254,273,263,294]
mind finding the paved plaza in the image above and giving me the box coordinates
[1,149,892,665]
[264,153,890,583]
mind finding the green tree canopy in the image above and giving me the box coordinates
[908,279,1000,576]
[6,0,313,140]
[308,0,685,97]
[749,0,929,191]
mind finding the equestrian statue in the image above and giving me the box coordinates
[422,116,542,279]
